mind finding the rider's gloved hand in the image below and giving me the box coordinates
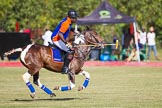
[66,43,73,49]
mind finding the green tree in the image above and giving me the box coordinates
[1,0,162,42]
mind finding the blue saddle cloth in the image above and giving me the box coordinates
[51,48,63,62]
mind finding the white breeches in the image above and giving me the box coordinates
[53,40,69,52]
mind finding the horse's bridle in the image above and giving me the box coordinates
[73,31,103,60]
[84,31,100,45]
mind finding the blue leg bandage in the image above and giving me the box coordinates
[26,82,35,93]
[83,78,89,88]
[41,85,53,95]
[61,86,71,91]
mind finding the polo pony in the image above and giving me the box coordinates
[5,29,104,98]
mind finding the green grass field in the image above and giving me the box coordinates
[0,66,162,108]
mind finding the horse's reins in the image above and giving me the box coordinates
[75,32,119,49]
[75,32,101,48]
[85,32,100,45]
[73,32,119,61]
[73,32,102,60]
[77,41,119,49]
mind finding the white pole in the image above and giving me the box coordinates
[75,24,78,32]
[133,22,140,62]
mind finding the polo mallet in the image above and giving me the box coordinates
[77,40,119,49]
[115,40,119,49]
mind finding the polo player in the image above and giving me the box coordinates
[51,10,78,74]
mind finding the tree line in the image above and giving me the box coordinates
[1,0,162,42]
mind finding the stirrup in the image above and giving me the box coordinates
[67,49,75,53]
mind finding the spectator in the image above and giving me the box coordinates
[147,26,160,60]
[121,29,126,49]
[111,34,118,50]
[123,27,134,49]
[121,27,134,60]
[42,27,52,46]
[23,21,32,39]
[126,39,143,62]
[23,28,32,39]
[139,27,147,47]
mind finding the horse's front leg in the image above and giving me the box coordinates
[54,71,75,91]
[78,70,90,91]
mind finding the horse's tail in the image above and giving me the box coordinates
[4,48,23,56]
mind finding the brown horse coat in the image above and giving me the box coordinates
[5,30,104,97]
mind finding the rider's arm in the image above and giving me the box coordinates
[59,20,70,44]
[58,32,67,44]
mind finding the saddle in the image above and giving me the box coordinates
[48,42,65,62]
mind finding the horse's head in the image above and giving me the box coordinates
[74,30,104,46]
[73,30,104,61]
[84,30,104,47]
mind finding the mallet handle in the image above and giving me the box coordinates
[78,40,119,49]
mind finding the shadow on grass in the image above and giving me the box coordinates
[13,97,89,102]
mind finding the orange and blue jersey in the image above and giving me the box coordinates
[51,17,72,42]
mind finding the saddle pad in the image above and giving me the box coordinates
[51,48,62,62]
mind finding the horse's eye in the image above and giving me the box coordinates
[92,32,97,35]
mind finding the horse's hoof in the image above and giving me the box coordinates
[53,86,59,90]
[78,86,83,91]
[30,93,35,99]
[50,93,56,97]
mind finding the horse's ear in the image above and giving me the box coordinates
[85,25,91,31]
[79,41,82,44]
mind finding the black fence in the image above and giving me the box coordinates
[0,33,31,60]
